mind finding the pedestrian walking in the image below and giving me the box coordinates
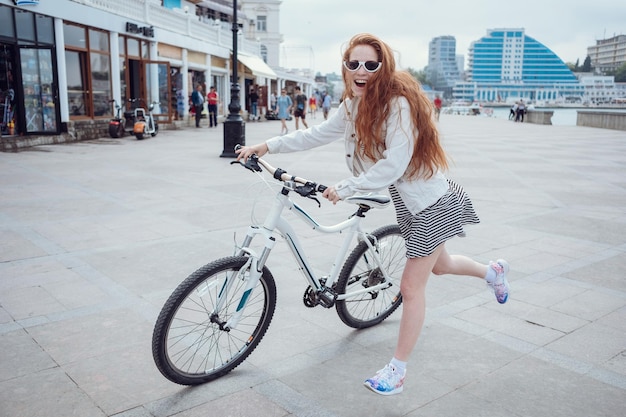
[191,84,204,128]
[207,86,219,128]
[293,86,309,129]
[322,92,331,120]
[276,89,292,135]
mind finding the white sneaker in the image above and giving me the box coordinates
[487,259,510,304]
[363,364,405,395]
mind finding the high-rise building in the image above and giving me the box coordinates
[426,36,462,98]
[587,35,626,74]
[453,28,583,103]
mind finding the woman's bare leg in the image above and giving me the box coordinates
[394,245,443,361]
[431,246,488,279]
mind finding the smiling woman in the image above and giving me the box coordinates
[235,32,511,397]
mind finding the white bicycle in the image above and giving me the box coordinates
[152,153,405,385]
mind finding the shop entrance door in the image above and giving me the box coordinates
[19,45,59,134]
[126,59,171,123]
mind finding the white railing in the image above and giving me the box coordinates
[69,0,259,55]
[72,0,144,21]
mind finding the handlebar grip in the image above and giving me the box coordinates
[317,184,327,193]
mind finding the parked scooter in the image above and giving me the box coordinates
[132,99,159,140]
[108,99,125,138]
[124,98,139,136]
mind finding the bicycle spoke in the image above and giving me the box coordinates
[335,225,404,328]
[152,257,276,384]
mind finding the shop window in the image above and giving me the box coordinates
[119,56,127,106]
[141,40,149,59]
[63,24,86,49]
[127,38,139,57]
[0,6,14,38]
[21,47,57,132]
[15,9,35,42]
[64,23,112,118]
[65,50,87,116]
[91,53,110,116]
[89,29,109,52]
[35,14,54,45]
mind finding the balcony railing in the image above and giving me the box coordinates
[70,0,259,56]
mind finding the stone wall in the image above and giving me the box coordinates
[66,119,111,141]
[1,118,183,152]
[526,110,553,125]
[577,111,626,131]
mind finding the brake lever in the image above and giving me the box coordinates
[307,195,322,208]
[295,183,322,207]
[229,155,262,172]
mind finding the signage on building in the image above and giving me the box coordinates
[125,22,155,38]
[13,0,39,5]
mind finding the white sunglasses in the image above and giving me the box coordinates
[343,60,382,73]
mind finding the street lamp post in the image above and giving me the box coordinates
[220,0,245,158]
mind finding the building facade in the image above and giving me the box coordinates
[453,28,584,103]
[587,34,626,74]
[0,0,314,145]
[426,36,462,99]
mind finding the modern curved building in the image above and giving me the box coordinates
[453,28,584,103]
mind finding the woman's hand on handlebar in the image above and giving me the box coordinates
[235,143,269,162]
[322,186,341,205]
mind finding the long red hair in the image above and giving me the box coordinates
[341,33,448,179]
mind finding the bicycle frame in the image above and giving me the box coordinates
[221,179,394,330]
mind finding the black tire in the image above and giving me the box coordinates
[152,256,277,385]
[108,122,124,138]
[151,121,158,137]
[135,132,144,140]
[335,225,404,328]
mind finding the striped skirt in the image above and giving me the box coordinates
[390,180,480,258]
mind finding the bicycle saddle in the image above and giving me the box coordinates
[344,194,390,209]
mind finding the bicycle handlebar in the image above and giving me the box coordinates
[230,152,328,201]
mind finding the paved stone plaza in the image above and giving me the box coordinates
[1,111,625,416]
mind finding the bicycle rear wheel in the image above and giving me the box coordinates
[152,256,276,385]
[335,225,404,329]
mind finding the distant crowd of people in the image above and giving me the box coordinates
[269,88,333,135]
[187,83,334,132]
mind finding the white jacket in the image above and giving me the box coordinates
[266,96,449,215]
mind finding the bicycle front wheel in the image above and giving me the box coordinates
[335,225,404,329]
[152,256,276,385]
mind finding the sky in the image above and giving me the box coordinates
[278,0,626,75]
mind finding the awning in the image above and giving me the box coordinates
[237,53,277,80]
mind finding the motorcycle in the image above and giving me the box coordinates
[132,99,159,140]
[108,99,125,138]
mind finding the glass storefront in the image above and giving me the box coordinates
[20,47,57,132]
[0,4,60,136]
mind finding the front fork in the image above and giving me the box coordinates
[214,228,275,331]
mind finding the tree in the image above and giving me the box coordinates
[581,56,592,72]
[615,63,626,82]
[407,67,428,85]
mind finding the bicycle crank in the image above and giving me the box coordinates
[302,285,337,308]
